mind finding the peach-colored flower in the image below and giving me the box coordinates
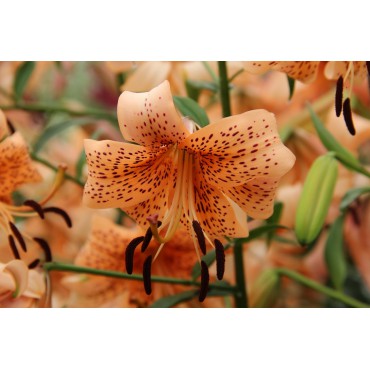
[83,81,295,275]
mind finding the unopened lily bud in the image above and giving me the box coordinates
[250,269,280,308]
[295,152,338,245]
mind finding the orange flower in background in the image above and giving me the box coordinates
[83,80,296,298]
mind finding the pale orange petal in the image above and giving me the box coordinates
[324,61,367,85]
[0,132,42,197]
[0,109,8,140]
[117,80,190,148]
[179,109,296,188]
[244,61,320,83]
[222,177,281,219]
[83,139,175,208]
[121,61,171,93]
[3,260,29,298]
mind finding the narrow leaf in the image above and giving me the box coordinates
[150,290,198,308]
[287,76,295,100]
[340,187,370,211]
[324,214,347,291]
[14,61,35,101]
[173,96,210,127]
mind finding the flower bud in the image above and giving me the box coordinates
[250,269,280,308]
[295,152,338,245]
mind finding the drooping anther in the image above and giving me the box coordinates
[343,98,356,136]
[6,119,16,134]
[9,221,27,252]
[143,255,153,295]
[335,76,343,117]
[199,261,209,302]
[192,220,206,255]
[214,239,225,281]
[8,235,20,259]
[125,236,144,274]
[24,199,45,219]
[33,237,52,262]
[28,259,40,269]
[43,207,72,228]
[366,62,370,76]
[141,227,153,253]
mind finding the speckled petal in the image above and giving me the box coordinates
[0,109,8,140]
[179,110,296,188]
[324,61,368,85]
[0,132,42,197]
[117,80,190,148]
[244,61,320,83]
[222,177,281,219]
[83,139,175,208]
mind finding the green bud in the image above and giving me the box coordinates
[250,269,280,308]
[295,152,338,245]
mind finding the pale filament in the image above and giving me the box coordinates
[343,61,354,99]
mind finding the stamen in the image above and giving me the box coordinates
[28,259,40,269]
[125,236,144,274]
[214,239,225,280]
[9,221,27,252]
[335,76,343,117]
[43,207,72,228]
[37,164,67,206]
[34,237,52,262]
[6,119,16,134]
[23,200,45,219]
[199,261,209,302]
[192,220,206,255]
[141,227,153,253]
[8,235,20,259]
[343,98,356,136]
[143,255,152,295]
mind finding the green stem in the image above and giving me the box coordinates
[43,262,237,293]
[218,61,231,118]
[202,62,219,83]
[275,268,369,308]
[233,240,248,307]
[31,153,85,187]
[0,102,117,124]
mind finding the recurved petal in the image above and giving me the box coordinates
[179,109,296,188]
[117,80,190,147]
[222,177,281,219]
[244,61,320,83]
[83,139,175,209]
[0,132,42,197]
[0,109,8,140]
[2,259,29,298]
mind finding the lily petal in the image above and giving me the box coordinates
[117,80,190,148]
[324,61,367,85]
[244,61,320,83]
[179,109,296,188]
[83,139,175,208]
[0,132,42,197]
[0,109,8,140]
[3,259,29,298]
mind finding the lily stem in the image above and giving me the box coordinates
[275,268,369,308]
[42,262,237,293]
[218,61,231,117]
[233,240,249,307]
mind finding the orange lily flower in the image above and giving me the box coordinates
[83,81,295,297]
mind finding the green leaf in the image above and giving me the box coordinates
[324,214,347,291]
[33,117,92,153]
[173,96,210,127]
[287,76,295,100]
[191,224,288,280]
[266,202,284,245]
[340,187,370,211]
[279,125,294,143]
[150,290,198,308]
[13,61,35,101]
[308,104,370,177]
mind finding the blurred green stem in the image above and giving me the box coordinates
[218,61,231,117]
[43,262,237,293]
[233,240,248,307]
[275,268,369,308]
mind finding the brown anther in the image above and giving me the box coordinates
[335,76,343,117]
[8,235,20,259]
[23,199,45,219]
[33,237,52,262]
[28,259,40,269]
[125,236,144,274]
[6,119,16,134]
[214,239,225,280]
[343,98,356,136]
[366,62,370,76]
[141,227,153,253]
[9,221,27,252]
[143,255,153,295]
[192,220,206,255]
[43,207,72,228]
[199,261,209,302]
